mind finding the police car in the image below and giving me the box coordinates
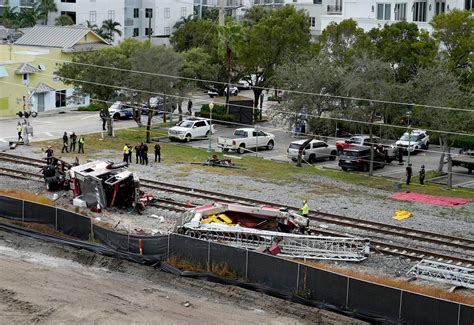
[395,130,429,153]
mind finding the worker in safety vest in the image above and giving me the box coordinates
[123,143,130,162]
[299,200,309,234]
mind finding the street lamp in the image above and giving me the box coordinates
[207,102,214,153]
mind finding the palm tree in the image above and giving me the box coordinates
[55,14,74,26]
[17,7,41,28]
[100,19,122,42]
[1,0,19,28]
[173,15,193,30]
[36,0,58,25]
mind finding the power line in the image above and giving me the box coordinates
[1,65,473,140]
[4,46,474,113]
[1,77,473,161]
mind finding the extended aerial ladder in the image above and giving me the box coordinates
[183,225,370,262]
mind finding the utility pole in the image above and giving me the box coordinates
[198,0,203,19]
[219,0,225,26]
[148,15,152,43]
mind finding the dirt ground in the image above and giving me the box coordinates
[0,231,366,325]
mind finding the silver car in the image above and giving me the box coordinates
[288,139,337,163]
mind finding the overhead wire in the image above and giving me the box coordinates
[3,47,474,113]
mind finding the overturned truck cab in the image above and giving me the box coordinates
[66,161,139,209]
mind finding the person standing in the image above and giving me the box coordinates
[127,144,133,163]
[277,91,283,104]
[78,136,85,154]
[259,92,264,109]
[123,143,129,162]
[397,146,404,165]
[187,99,193,115]
[45,145,54,164]
[299,200,309,234]
[419,165,425,185]
[141,142,148,165]
[154,141,161,163]
[61,132,69,153]
[69,132,77,152]
[99,109,107,131]
[17,122,23,142]
[406,163,413,185]
[135,143,141,164]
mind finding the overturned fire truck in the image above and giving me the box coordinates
[176,203,370,262]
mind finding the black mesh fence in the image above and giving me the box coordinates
[0,195,473,324]
[24,201,56,225]
[0,195,22,220]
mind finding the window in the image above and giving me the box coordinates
[465,0,474,10]
[89,10,96,22]
[133,28,139,37]
[108,10,115,20]
[413,1,427,22]
[55,90,67,108]
[394,3,406,20]
[145,28,153,36]
[164,8,170,18]
[181,7,186,18]
[164,27,170,35]
[133,8,139,18]
[313,0,322,3]
[145,8,153,18]
[435,0,446,14]
[22,73,29,85]
[195,121,206,127]
[61,0,76,2]
[61,11,76,24]
[376,3,391,20]
[309,17,315,27]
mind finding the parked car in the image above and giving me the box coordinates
[450,149,474,174]
[338,146,386,172]
[395,129,429,153]
[208,85,239,98]
[287,139,337,163]
[335,135,380,154]
[108,102,133,119]
[217,128,274,154]
[140,97,164,115]
[168,118,215,142]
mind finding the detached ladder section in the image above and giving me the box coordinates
[184,228,370,262]
[408,260,474,289]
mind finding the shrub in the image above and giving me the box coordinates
[78,101,107,112]
[200,104,234,123]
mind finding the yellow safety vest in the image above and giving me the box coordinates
[302,203,309,215]
[123,145,129,154]
[17,125,22,132]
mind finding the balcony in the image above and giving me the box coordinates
[327,4,342,14]
[19,0,34,7]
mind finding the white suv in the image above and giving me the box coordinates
[288,139,337,163]
[168,118,215,142]
[395,129,429,153]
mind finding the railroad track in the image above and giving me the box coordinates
[1,153,473,267]
[0,166,43,182]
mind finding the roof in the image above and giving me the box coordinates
[15,63,39,74]
[0,26,15,40]
[14,25,109,50]
[32,82,55,94]
[65,42,110,53]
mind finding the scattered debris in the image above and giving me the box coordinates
[408,260,474,289]
[393,210,413,221]
[183,301,191,308]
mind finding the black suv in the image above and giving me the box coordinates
[338,146,386,172]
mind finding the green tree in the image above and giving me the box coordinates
[411,64,474,187]
[241,6,269,26]
[36,0,57,25]
[129,45,182,142]
[201,7,219,21]
[55,14,74,26]
[170,19,218,53]
[238,6,311,114]
[368,21,437,82]
[0,1,19,28]
[58,48,128,136]
[174,15,193,30]
[317,19,370,66]
[431,9,474,87]
[17,6,41,27]
[101,19,122,42]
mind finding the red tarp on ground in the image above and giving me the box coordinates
[389,192,472,207]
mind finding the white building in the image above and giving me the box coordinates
[321,0,472,33]
[51,0,194,43]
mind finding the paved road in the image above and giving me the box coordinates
[1,90,472,188]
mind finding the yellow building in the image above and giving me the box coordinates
[0,25,109,117]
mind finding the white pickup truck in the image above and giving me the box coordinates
[217,128,275,154]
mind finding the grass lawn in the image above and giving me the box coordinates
[33,127,474,200]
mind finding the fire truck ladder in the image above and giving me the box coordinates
[408,260,474,289]
[184,228,370,262]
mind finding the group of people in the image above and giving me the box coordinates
[61,132,85,154]
[406,164,425,185]
[122,141,161,165]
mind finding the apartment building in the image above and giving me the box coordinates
[0,0,36,17]
[320,0,472,32]
[50,0,194,43]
